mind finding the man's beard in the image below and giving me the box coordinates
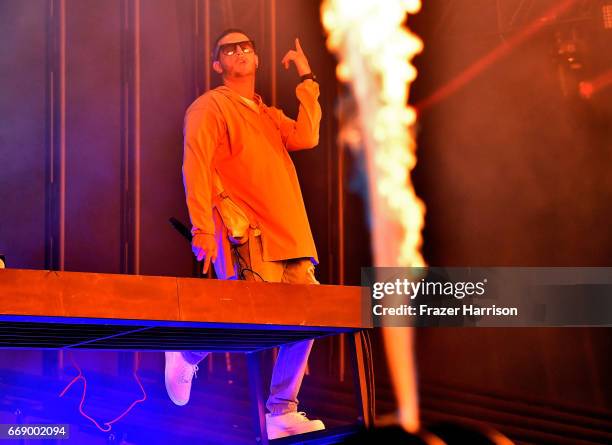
[222,60,256,78]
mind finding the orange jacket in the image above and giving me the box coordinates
[182,80,322,267]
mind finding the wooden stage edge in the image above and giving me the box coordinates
[0,269,372,330]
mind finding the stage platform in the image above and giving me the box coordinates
[0,269,373,444]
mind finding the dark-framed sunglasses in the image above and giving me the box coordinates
[214,40,256,60]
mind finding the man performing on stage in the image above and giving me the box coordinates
[165,29,324,439]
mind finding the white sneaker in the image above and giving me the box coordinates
[266,412,325,439]
[164,351,199,406]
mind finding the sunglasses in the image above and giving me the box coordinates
[214,40,256,59]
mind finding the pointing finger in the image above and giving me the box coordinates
[295,38,303,54]
[203,254,211,274]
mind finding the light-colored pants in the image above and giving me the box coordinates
[182,232,318,415]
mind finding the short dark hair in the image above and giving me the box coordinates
[213,28,252,60]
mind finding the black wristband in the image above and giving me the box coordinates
[300,72,317,83]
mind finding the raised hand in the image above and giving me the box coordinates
[281,38,312,77]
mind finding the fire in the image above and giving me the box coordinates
[321,0,425,267]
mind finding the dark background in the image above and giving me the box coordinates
[1,0,611,443]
